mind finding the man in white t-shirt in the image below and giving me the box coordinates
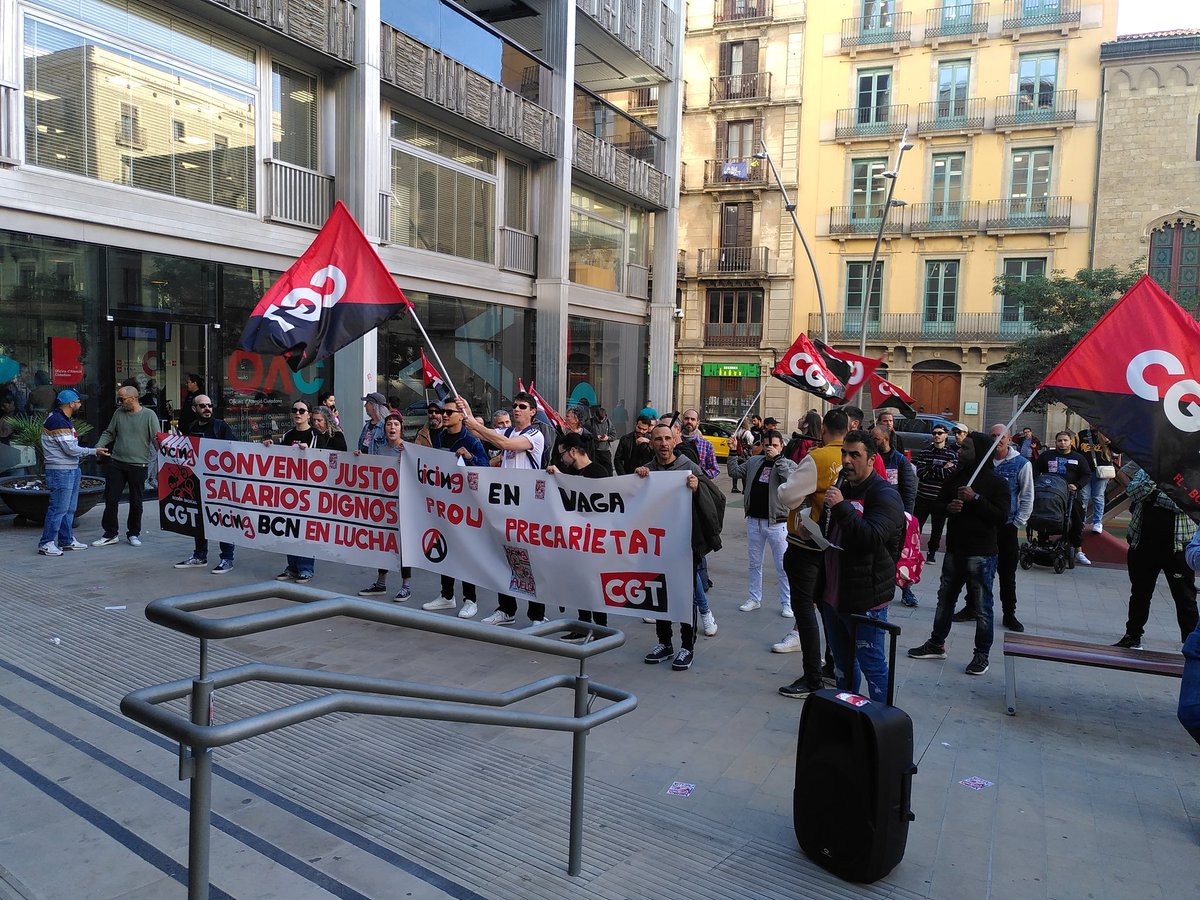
[460,391,547,625]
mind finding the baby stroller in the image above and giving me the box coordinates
[1019,474,1076,574]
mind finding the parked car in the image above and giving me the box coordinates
[892,413,958,451]
[699,421,733,459]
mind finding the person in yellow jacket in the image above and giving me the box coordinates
[773,407,849,698]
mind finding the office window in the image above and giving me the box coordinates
[504,161,529,232]
[271,63,318,170]
[846,260,883,324]
[1001,257,1046,326]
[569,187,627,291]
[1149,222,1200,307]
[924,261,959,327]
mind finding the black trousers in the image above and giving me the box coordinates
[783,545,826,683]
[996,522,1020,617]
[1125,543,1199,642]
[498,594,546,620]
[101,460,147,538]
[915,496,947,554]
[441,575,477,601]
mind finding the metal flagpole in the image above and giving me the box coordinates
[731,386,765,437]
[966,389,1042,486]
[407,310,460,402]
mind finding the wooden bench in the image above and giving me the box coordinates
[1003,632,1184,715]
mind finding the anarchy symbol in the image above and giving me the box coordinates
[422,528,448,563]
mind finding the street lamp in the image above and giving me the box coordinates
[859,128,914,357]
[752,142,827,344]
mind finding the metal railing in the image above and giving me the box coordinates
[0,81,18,165]
[834,104,910,140]
[206,0,354,62]
[829,205,906,236]
[697,246,769,277]
[378,192,392,244]
[710,72,771,103]
[1001,0,1080,33]
[908,200,981,232]
[841,12,913,49]
[994,89,1077,128]
[120,582,638,897]
[574,85,664,168]
[986,196,1072,230]
[626,263,650,299]
[916,97,987,133]
[925,2,990,41]
[704,322,763,347]
[703,157,770,187]
[629,86,659,110]
[501,227,537,275]
[263,159,333,229]
[714,0,773,24]
[811,311,1038,341]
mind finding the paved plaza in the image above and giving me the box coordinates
[1,479,1198,899]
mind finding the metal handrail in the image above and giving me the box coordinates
[121,582,638,897]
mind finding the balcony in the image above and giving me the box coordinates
[714,0,773,25]
[840,13,913,53]
[698,246,770,277]
[916,97,987,134]
[835,104,910,141]
[925,3,990,44]
[0,81,17,166]
[205,0,354,62]
[811,312,1037,342]
[908,201,981,234]
[994,89,1077,130]
[704,322,763,348]
[985,196,1073,232]
[573,87,669,208]
[703,157,770,188]
[263,160,333,230]
[500,227,537,276]
[710,72,772,104]
[829,205,906,237]
[1001,0,1081,36]
[576,0,677,79]
[629,87,659,110]
[380,27,558,157]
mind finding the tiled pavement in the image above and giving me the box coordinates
[1,479,1198,899]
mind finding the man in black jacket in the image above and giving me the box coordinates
[614,414,655,475]
[815,429,906,703]
[908,432,1010,676]
[173,394,238,574]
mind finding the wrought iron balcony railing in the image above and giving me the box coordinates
[714,0,773,25]
[697,246,769,277]
[704,322,764,347]
[985,196,1072,230]
[908,201,981,233]
[811,311,1037,342]
[703,157,770,187]
[916,97,987,133]
[841,12,913,50]
[1001,0,1081,34]
[710,72,772,103]
[829,205,906,237]
[835,104,910,140]
[994,89,1077,129]
[925,2,990,42]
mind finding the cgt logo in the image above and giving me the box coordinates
[600,572,669,613]
[1126,350,1200,433]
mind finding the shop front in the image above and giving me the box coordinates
[700,362,760,420]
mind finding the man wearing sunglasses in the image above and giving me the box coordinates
[174,395,238,574]
[460,391,548,625]
[913,424,959,564]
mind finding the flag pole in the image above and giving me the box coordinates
[408,311,460,402]
[731,386,765,437]
[967,389,1041,486]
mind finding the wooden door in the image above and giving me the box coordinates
[911,372,961,417]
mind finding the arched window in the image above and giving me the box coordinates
[1148,218,1199,306]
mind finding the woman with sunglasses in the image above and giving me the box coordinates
[269,400,318,583]
[358,414,414,602]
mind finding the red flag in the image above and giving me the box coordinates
[527,382,566,431]
[869,373,917,418]
[240,201,412,370]
[1039,274,1200,517]
[772,334,847,401]
[817,342,883,403]
[421,351,451,403]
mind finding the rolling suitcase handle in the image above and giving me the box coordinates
[850,614,901,707]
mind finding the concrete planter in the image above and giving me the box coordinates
[0,474,106,526]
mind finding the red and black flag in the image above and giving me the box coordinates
[816,341,883,404]
[869,373,917,419]
[1039,274,1200,517]
[527,382,567,431]
[240,201,412,370]
[772,333,848,402]
[421,351,451,404]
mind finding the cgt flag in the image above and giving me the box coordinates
[816,341,882,404]
[772,333,848,401]
[240,201,412,370]
[421,351,452,404]
[527,382,567,431]
[1039,274,1200,517]
[869,373,917,419]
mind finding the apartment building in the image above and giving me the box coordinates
[674,0,1115,433]
[0,0,683,441]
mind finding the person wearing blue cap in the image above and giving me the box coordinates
[38,390,109,556]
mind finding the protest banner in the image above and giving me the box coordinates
[159,437,399,569]
[398,445,695,621]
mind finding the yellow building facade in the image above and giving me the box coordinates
[675,0,1116,435]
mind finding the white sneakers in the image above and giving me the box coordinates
[458,600,478,619]
[701,610,718,636]
[1076,550,1092,566]
[61,540,88,551]
[739,599,761,612]
[781,603,794,618]
[1091,523,1104,533]
[127,535,142,547]
[92,535,119,546]
[772,631,802,653]
[37,542,63,556]
[482,610,516,626]
[422,595,456,611]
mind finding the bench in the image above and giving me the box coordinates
[1003,632,1184,715]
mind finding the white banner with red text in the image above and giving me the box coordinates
[157,435,399,570]
[398,445,695,621]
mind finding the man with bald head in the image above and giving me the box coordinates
[93,384,159,547]
[174,395,239,573]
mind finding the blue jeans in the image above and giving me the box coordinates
[820,603,890,703]
[287,554,314,577]
[195,539,235,562]
[1180,620,1200,745]
[694,555,710,615]
[40,467,81,546]
[1080,473,1108,528]
[931,553,997,656]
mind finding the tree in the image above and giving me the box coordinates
[981,263,1145,410]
